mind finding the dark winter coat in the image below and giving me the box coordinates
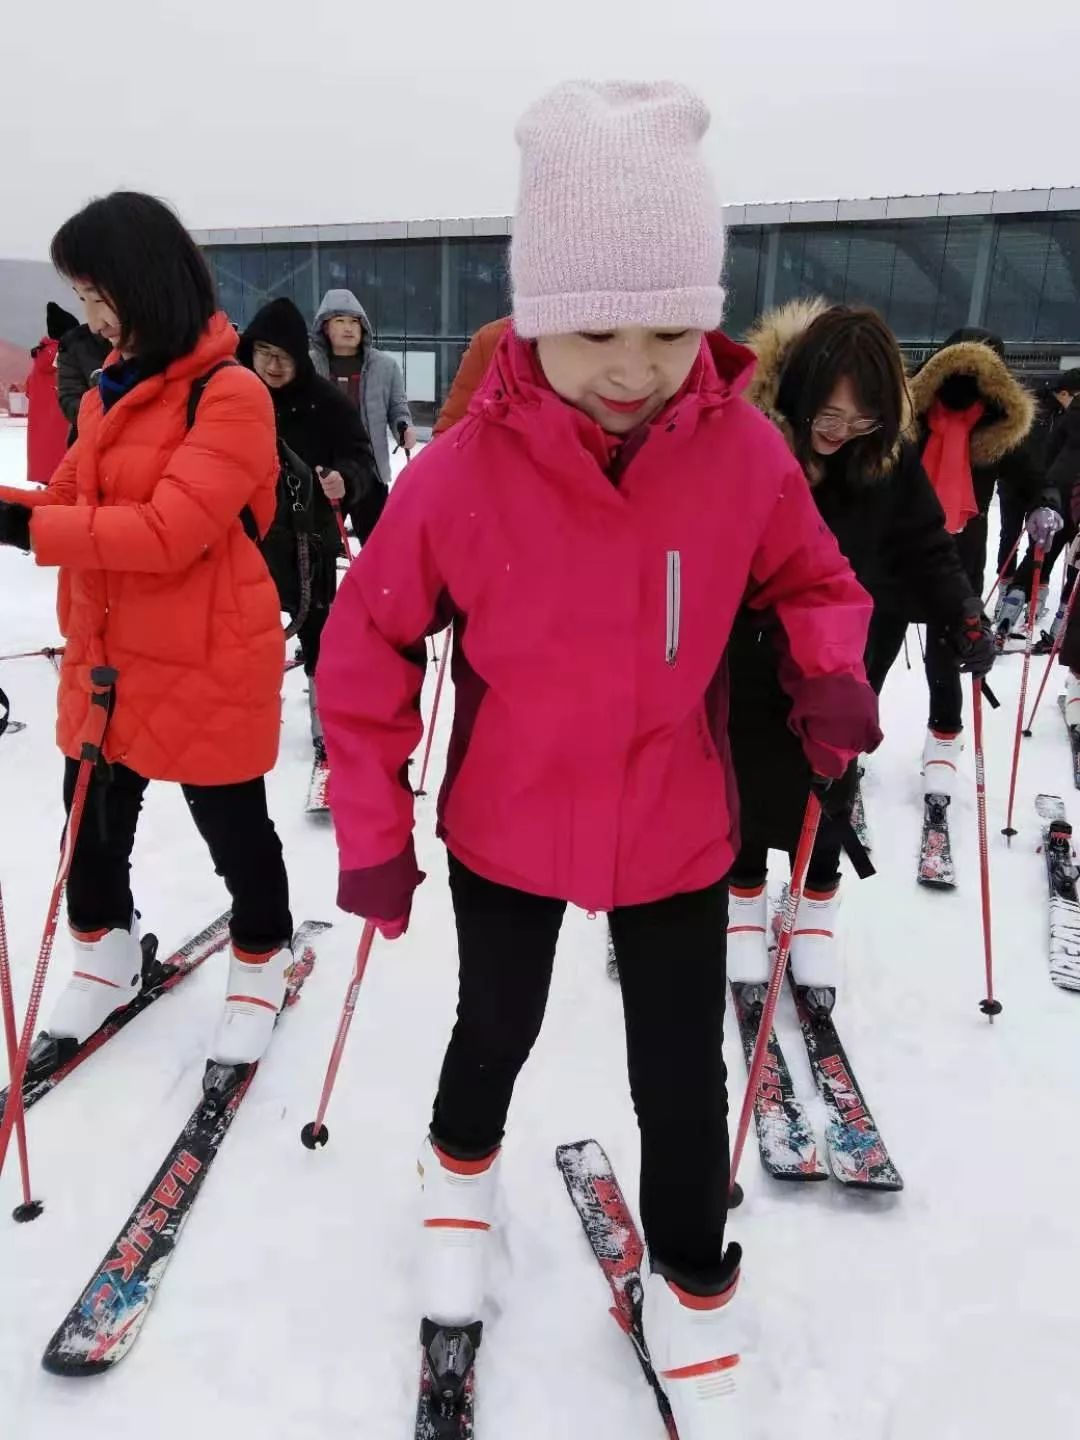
[1045,406,1080,523]
[238,299,380,614]
[728,299,976,857]
[56,324,111,437]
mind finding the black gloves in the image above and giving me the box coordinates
[948,597,996,678]
[0,501,31,553]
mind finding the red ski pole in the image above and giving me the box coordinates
[972,679,1002,1021]
[983,533,1023,610]
[300,922,376,1149]
[1003,549,1044,840]
[331,500,353,560]
[415,633,451,798]
[730,787,824,1194]
[0,666,117,1184]
[1023,570,1080,736]
[0,882,40,1219]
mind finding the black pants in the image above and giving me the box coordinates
[1011,516,1078,608]
[728,841,843,893]
[64,759,292,952]
[349,481,389,547]
[433,855,732,1286]
[997,487,1028,583]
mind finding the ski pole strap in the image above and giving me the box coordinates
[80,666,118,761]
[284,535,312,640]
[828,812,876,880]
[0,686,8,737]
[981,681,1001,710]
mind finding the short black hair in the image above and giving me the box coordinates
[777,306,908,482]
[1054,368,1080,396]
[50,192,216,369]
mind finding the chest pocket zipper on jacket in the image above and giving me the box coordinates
[665,550,681,665]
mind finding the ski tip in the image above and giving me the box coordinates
[41,1344,111,1379]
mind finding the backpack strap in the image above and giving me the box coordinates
[186,360,259,540]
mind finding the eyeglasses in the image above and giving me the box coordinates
[812,409,882,442]
[253,342,294,368]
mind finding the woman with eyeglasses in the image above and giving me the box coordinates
[724,301,994,1012]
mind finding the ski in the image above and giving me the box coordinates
[788,979,904,1191]
[0,913,231,1126]
[40,919,329,1376]
[729,981,826,1182]
[555,1139,678,1439]
[917,794,956,889]
[306,741,330,815]
[414,1318,481,1439]
[1057,696,1080,790]
[850,771,871,852]
[1035,794,1080,991]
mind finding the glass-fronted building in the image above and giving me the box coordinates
[194,188,1080,427]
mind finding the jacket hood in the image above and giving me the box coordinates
[238,298,315,387]
[313,289,372,339]
[464,326,755,469]
[743,297,909,478]
[909,335,1035,466]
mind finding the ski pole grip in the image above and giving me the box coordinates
[90,665,119,689]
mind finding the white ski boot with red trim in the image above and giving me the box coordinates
[1065,671,1080,731]
[47,920,143,1043]
[418,1134,500,1324]
[790,885,841,1016]
[643,1247,745,1438]
[725,883,769,984]
[922,728,963,798]
[210,944,292,1064]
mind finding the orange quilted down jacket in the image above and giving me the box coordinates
[0,314,284,784]
[432,318,510,435]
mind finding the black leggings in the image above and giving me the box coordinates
[433,855,732,1287]
[728,841,842,893]
[64,759,292,952]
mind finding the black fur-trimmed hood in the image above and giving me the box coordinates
[909,335,1035,466]
[744,297,909,479]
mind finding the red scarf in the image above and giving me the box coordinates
[922,399,984,534]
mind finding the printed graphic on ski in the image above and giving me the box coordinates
[41,920,329,1376]
[306,745,330,814]
[1035,793,1080,991]
[0,912,231,1126]
[1057,696,1080,790]
[789,979,904,1191]
[918,795,956,889]
[729,981,826,1182]
[555,1139,678,1439]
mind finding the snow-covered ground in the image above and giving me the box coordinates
[1,412,1078,1439]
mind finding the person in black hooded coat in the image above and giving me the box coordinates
[51,300,111,444]
[726,301,992,1009]
[238,298,380,753]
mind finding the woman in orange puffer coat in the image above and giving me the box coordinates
[0,192,294,1077]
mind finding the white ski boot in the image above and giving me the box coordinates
[1066,672,1080,731]
[209,944,292,1064]
[418,1134,499,1324]
[995,586,1026,644]
[725,883,769,984]
[789,886,841,1002]
[47,920,143,1043]
[1036,583,1050,625]
[922,729,963,798]
[643,1250,745,1439]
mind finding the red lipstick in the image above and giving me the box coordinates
[599,395,650,414]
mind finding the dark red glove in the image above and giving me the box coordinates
[789,674,883,780]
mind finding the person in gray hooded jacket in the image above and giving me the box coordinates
[310,288,415,540]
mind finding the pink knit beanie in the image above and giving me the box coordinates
[511,80,726,339]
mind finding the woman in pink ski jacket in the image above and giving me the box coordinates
[318,81,881,1438]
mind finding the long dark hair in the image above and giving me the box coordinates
[50,192,216,369]
[777,306,908,482]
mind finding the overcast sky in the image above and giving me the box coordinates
[1,0,1077,259]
